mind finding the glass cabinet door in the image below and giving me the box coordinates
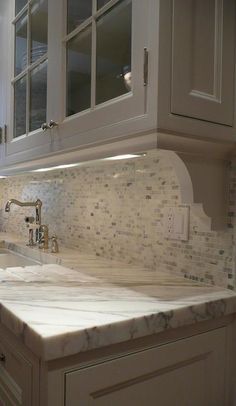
[12,0,48,139]
[6,0,150,162]
[57,0,148,147]
[66,0,132,117]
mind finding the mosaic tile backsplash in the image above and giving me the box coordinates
[0,150,235,289]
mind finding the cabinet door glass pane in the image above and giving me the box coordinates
[67,0,92,33]
[97,0,111,9]
[66,26,92,116]
[30,0,48,64]
[96,0,132,105]
[15,0,27,15]
[14,76,27,138]
[15,13,28,75]
[30,60,47,132]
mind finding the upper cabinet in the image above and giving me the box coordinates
[52,0,152,154]
[158,0,236,142]
[3,0,53,163]
[172,0,234,126]
[3,0,156,166]
[1,0,236,169]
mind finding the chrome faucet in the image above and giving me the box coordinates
[5,199,42,244]
[4,198,58,251]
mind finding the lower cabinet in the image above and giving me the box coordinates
[0,330,39,406]
[0,322,233,406]
[64,328,226,406]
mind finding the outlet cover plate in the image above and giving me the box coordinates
[163,206,189,241]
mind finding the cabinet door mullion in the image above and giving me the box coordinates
[26,2,31,136]
[91,0,97,110]
[47,0,64,123]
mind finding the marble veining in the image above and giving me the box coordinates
[0,234,235,361]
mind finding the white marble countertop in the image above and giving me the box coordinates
[0,233,236,361]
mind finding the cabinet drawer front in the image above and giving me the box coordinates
[0,336,33,406]
[65,328,226,406]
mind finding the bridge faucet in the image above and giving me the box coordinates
[5,199,42,243]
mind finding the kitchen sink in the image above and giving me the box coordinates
[0,248,40,268]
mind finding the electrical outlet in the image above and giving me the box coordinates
[163,206,189,241]
[165,208,174,235]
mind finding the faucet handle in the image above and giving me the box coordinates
[39,224,49,249]
[50,235,59,253]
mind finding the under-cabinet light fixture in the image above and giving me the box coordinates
[31,153,147,173]
[32,163,81,173]
[104,153,146,161]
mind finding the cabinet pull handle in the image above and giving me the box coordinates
[144,47,149,86]
[0,353,6,363]
[0,125,7,144]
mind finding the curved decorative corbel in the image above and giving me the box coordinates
[160,149,229,231]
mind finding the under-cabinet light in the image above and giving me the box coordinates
[32,163,81,172]
[104,153,146,161]
[31,153,147,173]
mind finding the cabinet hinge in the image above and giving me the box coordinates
[144,47,149,86]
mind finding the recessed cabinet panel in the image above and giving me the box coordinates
[65,329,226,406]
[190,1,215,95]
[171,0,235,126]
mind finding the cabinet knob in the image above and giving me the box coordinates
[41,121,58,131]
[0,353,6,363]
[41,122,50,131]
[48,120,58,129]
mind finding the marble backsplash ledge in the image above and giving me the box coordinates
[0,150,234,290]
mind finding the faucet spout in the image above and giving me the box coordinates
[5,199,42,243]
[5,198,42,216]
